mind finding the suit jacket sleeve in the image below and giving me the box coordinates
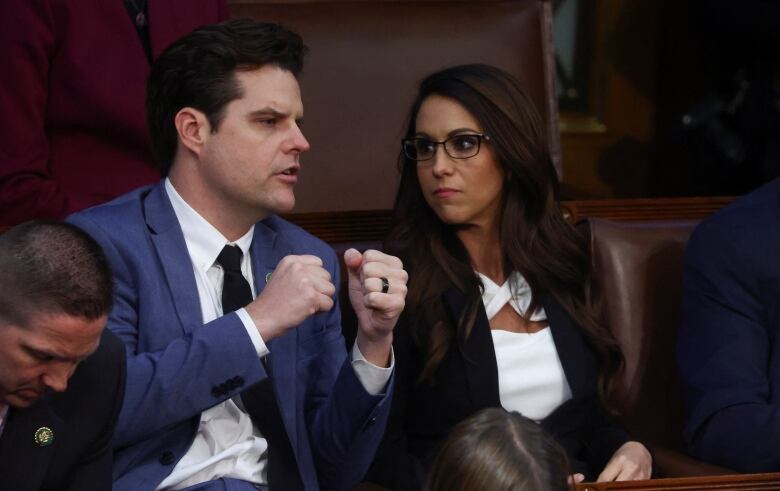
[677,217,780,472]
[69,213,269,449]
[297,247,394,489]
[580,402,631,475]
[0,0,74,223]
[365,312,428,490]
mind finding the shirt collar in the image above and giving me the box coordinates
[165,178,254,271]
[0,403,8,437]
[477,270,547,322]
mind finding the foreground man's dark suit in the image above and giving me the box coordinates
[0,329,126,491]
[678,177,780,472]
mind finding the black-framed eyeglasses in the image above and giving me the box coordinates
[402,133,491,162]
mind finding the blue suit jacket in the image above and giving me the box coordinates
[69,181,392,490]
[677,177,780,472]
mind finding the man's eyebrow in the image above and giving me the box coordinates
[246,108,287,119]
[22,344,68,362]
[23,342,99,363]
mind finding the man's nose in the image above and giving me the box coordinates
[42,363,74,393]
[290,123,310,153]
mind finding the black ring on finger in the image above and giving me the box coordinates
[380,277,390,294]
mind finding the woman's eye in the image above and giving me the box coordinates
[417,140,436,153]
[454,136,477,150]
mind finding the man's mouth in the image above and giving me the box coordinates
[16,387,43,400]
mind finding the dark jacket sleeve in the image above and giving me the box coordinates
[365,312,429,490]
[582,404,631,476]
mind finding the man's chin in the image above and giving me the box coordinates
[268,196,296,215]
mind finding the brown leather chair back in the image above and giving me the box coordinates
[586,218,699,450]
[229,0,559,214]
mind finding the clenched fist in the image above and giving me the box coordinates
[344,248,408,367]
[245,254,335,341]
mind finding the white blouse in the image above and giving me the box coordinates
[479,271,572,421]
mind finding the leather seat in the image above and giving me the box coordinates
[585,218,732,477]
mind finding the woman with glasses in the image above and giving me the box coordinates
[366,64,652,489]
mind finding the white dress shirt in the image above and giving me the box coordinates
[479,271,572,422]
[0,403,8,439]
[158,179,393,490]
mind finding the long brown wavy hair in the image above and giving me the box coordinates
[387,64,623,406]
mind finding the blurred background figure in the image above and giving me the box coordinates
[425,408,571,491]
[680,0,780,195]
[0,0,226,226]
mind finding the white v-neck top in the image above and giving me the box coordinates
[490,328,572,421]
[479,271,572,421]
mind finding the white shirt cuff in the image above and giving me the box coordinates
[351,342,394,395]
[237,308,270,358]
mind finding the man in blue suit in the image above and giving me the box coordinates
[677,177,780,472]
[69,19,407,490]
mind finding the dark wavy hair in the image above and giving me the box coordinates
[426,408,572,491]
[147,18,307,175]
[388,64,623,405]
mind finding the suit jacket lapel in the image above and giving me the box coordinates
[144,182,203,333]
[0,400,63,491]
[250,219,299,455]
[543,296,594,398]
[442,288,501,409]
[441,289,593,409]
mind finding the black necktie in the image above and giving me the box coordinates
[215,244,303,489]
[216,245,253,314]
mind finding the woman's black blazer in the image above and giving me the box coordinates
[366,287,629,489]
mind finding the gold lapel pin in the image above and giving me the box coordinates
[34,426,54,447]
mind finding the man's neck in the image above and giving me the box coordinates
[167,173,263,242]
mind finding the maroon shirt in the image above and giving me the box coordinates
[0,0,228,225]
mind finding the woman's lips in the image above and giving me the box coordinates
[433,187,459,198]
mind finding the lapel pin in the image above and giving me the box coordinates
[265,272,272,283]
[34,426,54,447]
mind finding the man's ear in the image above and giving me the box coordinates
[174,107,210,157]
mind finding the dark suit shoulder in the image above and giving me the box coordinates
[71,185,153,223]
[67,184,156,245]
[51,328,125,426]
[694,177,780,239]
[688,178,780,277]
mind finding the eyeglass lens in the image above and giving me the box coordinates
[404,134,483,161]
